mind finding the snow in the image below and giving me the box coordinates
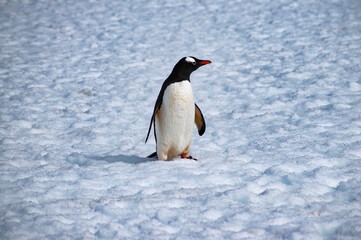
[1,0,361,239]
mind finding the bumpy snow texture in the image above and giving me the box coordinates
[1,0,361,239]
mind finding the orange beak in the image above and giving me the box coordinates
[200,60,211,65]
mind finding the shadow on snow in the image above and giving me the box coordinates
[66,152,156,165]
[91,154,157,164]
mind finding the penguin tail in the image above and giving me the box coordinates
[147,152,158,159]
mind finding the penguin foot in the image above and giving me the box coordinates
[147,152,158,158]
[180,154,197,161]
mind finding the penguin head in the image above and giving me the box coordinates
[183,56,211,71]
[170,56,211,80]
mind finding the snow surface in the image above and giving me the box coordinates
[1,0,361,239]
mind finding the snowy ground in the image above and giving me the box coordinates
[1,0,361,239]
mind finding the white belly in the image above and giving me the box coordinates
[155,81,195,160]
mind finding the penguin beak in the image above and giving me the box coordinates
[199,60,211,65]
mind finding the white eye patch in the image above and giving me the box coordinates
[185,57,196,65]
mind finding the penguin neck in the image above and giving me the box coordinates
[169,69,192,83]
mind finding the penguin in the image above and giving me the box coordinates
[145,56,211,161]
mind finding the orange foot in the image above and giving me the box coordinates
[180,154,197,161]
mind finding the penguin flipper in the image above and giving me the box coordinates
[145,113,155,143]
[195,103,206,136]
[145,88,164,143]
[147,152,158,158]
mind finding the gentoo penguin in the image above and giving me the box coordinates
[145,56,211,161]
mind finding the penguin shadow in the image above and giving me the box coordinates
[91,154,157,165]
